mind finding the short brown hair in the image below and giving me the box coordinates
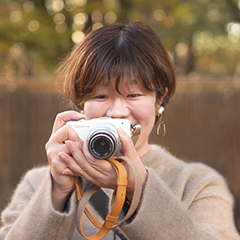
[58,21,176,109]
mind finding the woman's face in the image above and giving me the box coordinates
[83,79,160,157]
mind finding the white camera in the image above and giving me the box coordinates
[67,117,131,159]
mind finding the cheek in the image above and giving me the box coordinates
[133,102,156,126]
[84,101,107,120]
[142,102,157,130]
[140,98,157,118]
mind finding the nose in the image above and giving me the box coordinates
[106,96,129,119]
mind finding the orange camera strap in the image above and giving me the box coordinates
[74,156,142,240]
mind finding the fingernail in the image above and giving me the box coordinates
[58,152,65,159]
[65,140,75,150]
[65,140,71,145]
[62,168,70,175]
[117,127,125,135]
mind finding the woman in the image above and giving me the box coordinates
[1,21,239,240]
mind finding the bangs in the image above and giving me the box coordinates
[105,48,157,93]
[80,36,162,103]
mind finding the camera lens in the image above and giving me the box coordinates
[94,137,111,153]
[88,133,115,159]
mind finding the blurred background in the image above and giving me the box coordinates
[0,0,240,232]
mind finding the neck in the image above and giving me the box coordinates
[135,139,151,158]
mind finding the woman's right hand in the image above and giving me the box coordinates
[45,111,84,211]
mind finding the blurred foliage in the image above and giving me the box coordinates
[0,0,240,80]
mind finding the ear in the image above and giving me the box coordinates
[155,87,168,114]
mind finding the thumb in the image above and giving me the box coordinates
[117,127,137,159]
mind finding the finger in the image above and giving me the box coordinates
[65,140,98,183]
[51,111,83,137]
[58,152,83,175]
[47,143,72,165]
[117,127,137,159]
[51,155,74,179]
[52,124,83,145]
[82,141,115,173]
[45,126,83,166]
[62,167,75,176]
[82,141,119,189]
[66,140,117,188]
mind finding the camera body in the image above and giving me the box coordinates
[67,117,131,159]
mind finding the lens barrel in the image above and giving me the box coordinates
[88,132,116,159]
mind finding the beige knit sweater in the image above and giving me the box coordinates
[1,145,239,240]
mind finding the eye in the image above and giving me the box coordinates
[94,95,108,99]
[127,93,143,98]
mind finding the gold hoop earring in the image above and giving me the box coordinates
[157,107,166,136]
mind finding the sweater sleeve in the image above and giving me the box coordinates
[119,166,240,240]
[0,167,78,240]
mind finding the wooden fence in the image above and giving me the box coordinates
[0,77,240,231]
